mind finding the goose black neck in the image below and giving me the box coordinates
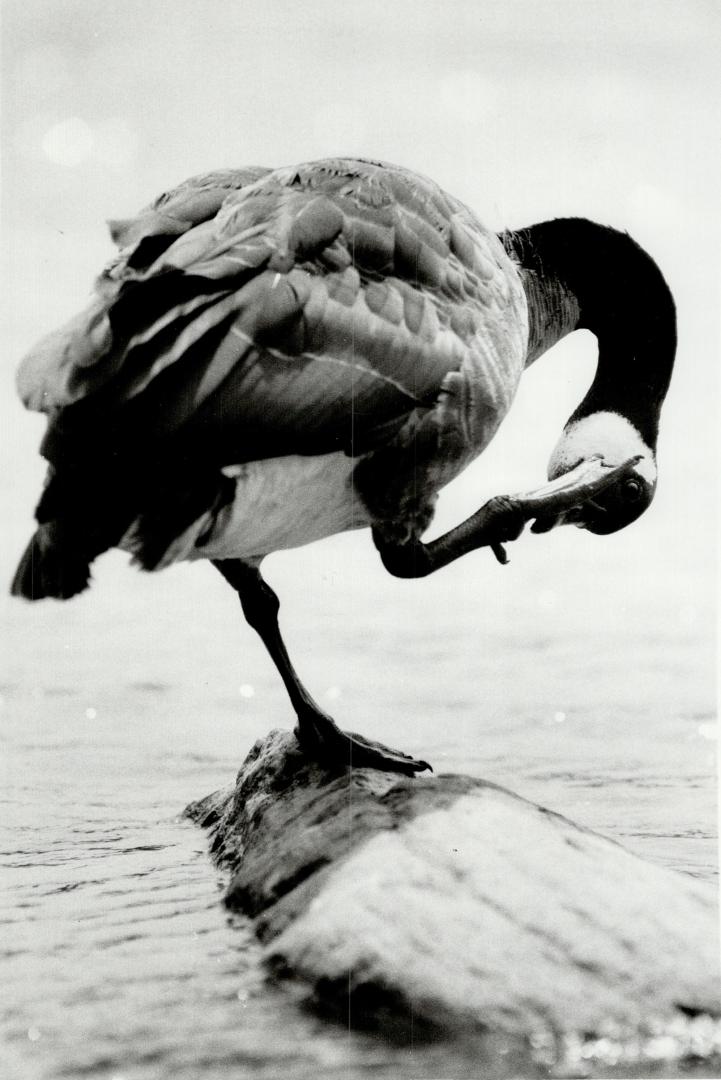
[502,218,677,449]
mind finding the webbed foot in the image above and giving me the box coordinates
[295,711,432,777]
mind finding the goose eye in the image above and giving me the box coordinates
[621,478,643,502]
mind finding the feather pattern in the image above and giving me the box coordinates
[19,159,525,458]
[17,158,528,570]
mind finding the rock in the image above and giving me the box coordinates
[186,729,720,1051]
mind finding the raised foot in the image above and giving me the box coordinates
[295,712,432,777]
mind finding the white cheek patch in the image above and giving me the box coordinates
[549,411,657,483]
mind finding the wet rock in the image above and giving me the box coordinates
[186,729,720,1043]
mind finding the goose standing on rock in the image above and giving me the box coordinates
[12,158,676,775]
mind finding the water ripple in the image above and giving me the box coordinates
[1,598,716,1079]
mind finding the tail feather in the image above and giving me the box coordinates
[10,526,92,601]
[127,468,236,571]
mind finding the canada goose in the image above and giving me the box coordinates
[11,158,676,775]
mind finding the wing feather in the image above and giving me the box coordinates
[18,158,521,470]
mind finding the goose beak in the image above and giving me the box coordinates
[511,455,643,533]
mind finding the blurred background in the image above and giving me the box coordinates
[1,3,718,1078]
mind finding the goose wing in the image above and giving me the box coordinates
[18,159,518,466]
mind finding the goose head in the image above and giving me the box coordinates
[534,411,657,535]
[503,218,676,540]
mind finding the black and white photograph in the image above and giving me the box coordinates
[2,2,718,1078]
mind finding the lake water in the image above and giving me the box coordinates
[1,288,717,1080]
[1,501,717,1080]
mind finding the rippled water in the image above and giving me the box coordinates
[1,512,717,1080]
[2,350,718,1080]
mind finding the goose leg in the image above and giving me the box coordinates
[213,559,431,776]
[373,455,643,578]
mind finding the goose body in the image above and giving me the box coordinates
[18,159,528,572]
[156,453,363,565]
[13,158,676,774]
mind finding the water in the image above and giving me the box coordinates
[1,513,716,1080]
[1,286,717,1078]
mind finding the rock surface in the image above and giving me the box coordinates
[186,729,720,1045]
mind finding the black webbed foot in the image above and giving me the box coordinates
[295,711,432,777]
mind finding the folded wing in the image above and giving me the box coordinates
[18,159,512,469]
